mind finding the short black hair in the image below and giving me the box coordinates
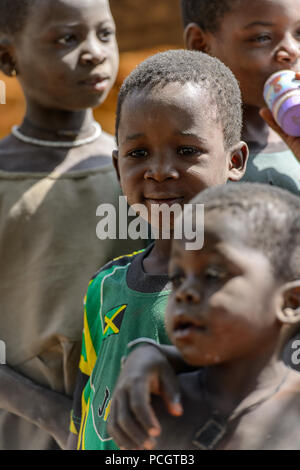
[116,49,242,150]
[181,0,239,32]
[0,0,36,36]
[191,183,300,283]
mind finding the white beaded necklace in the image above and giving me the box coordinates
[11,121,102,148]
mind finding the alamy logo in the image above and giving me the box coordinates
[291,340,300,366]
[0,81,6,104]
[0,340,6,364]
[96,196,204,250]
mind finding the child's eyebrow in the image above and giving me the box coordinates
[44,20,114,31]
[123,133,145,143]
[43,22,81,32]
[243,21,275,29]
[176,131,208,143]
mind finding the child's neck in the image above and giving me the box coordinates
[20,101,96,141]
[242,104,283,149]
[143,238,173,275]
[203,340,288,416]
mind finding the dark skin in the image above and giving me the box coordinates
[108,211,300,450]
[0,0,119,449]
[185,0,300,154]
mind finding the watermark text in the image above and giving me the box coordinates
[96,197,204,250]
[291,340,300,366]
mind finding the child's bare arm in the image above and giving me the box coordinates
[107,343,188,450]
[260,72,300,162]
[0,364,71,449]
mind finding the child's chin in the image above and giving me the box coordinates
[179,347,223,367]
[69,93,109,111]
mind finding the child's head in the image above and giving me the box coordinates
[0,0,119,110]
[113,50,248,226]
[181,0,300,108]
[166,183,300,366]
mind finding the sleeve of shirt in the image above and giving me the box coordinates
[69,252,140,440]
[69,275,103,436]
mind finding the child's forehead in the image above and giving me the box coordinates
[173,206,250,254]
[27,0,112,28]
[123,82,217,122]
[219,0,300,25]
[171,223,271,275]
[119,83,222,145]
[129,82,209,102]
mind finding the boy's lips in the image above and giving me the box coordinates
[144,196,184,206]
[79,75,110,92]
[172,314,208,340]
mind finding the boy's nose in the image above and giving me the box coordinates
[80,35,106,66]
[275,34,300,65]
[175,284,201,304]
[144,159,179,182]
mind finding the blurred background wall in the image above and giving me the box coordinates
[0,0,183,138]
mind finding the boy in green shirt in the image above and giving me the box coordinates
[109,183,300,450]
[68,49,248,449]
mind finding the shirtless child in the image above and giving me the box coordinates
[109,183,300,450]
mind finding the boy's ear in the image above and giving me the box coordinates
[276,281,300,325]
[0,38,17,77]
[112,149,120,182]
[184,23,212,53]
[228,141,249,182]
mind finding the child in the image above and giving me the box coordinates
[0,0,140,450]
[181,0,300,195]
[108,183,300,450]
[68,49,249,450]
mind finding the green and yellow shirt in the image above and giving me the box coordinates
[70,246,171,450]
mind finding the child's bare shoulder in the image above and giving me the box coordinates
[238,370,300,450]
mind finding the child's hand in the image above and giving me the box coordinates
[107,344,183,450]
[260,72,300,163]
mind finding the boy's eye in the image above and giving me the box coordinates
[204,266,227,281]
[177,146,200,157]
[127,149,148,158]
[57,34,77,46]
[98,29,114,42]
[169,273,185,288]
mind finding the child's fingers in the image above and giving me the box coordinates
[115,390,155,449]
[108,396,145,450]
[110,423,140,451]
[259,108,294,147]
[128,377,162,438]
[160,368,183,417]
[260,107,300,162]
[259,108,288,140]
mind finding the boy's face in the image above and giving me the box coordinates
[115,82,246,226]
[188,0,300,108]
[12,0,119,110]
[165,209,280,366]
